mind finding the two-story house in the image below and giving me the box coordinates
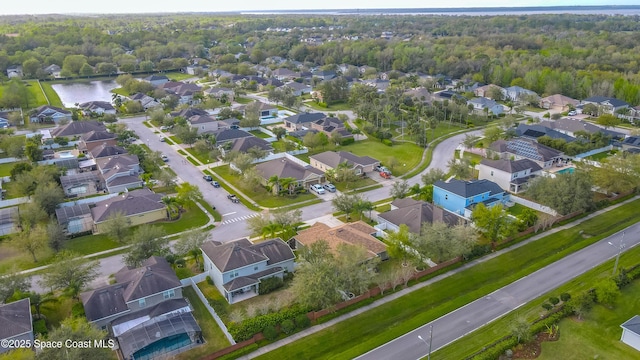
[467,97,504,116]
[473,84,504,99]
[433,178,509,218]
[201,238,295,304]
[502,86,537,102]
[204,87,235,102]
[283,112,326,130]
[130,93,162,111]
[478,158,543,193]
[78,101,116,116]
[81,256,201,360]
[0,298,33,355]
[489,138,563,169]
[580,96,629,115]
[95,154,142,193]
[77,130,117,153]
[187,115,220,134]
[91,189,166,233]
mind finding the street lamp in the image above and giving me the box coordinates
[417,325,433,360]
[607,231,625,276]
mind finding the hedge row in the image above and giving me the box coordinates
[228,306,309,341]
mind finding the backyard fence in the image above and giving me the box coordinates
[574,145,613,159]
[184,277,235,345]
[510,195,558,216]
[58,193,119,207]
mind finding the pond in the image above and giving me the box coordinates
[51,80,120,108]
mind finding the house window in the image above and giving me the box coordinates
[163,289,175,299]
[138,298,146,307]
[445,194,448,200]
[254,266,258,271]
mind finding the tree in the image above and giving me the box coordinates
[422,168,447,186]
[354,198,374,221]
[162,196,180,219]
[290,241,342,310]
[247,145,268,161]
[12,224,47,262]
[156,168,176,188]
[79,63,94,76]
[385,224,416,266]
[25,138,43,162]
[594,279,620,307]
[569,292,594,320]
[123,100,144,114]
[526,172,594,215]
[0,270,29,303]
[46,220,66,253]
[102,211,131,243]
[29,291,57,319]
[303,131,321,151]
[471,203,516,243]
[32,181,64,215]
[22,58,41,78]
[483,126,504,144]
[596,113,621,129]
[35,317,113,360]
[62,55,88,76]
[447,158,473,179]
[463,134,480,149]
[39,251,99,299]
[174,125,199,146]
[389,180,410,199]
[590,154,640,194]
[330,130,343,145]
[332,194,362,220]
[273,127,287,141]
[176,182,203,207]
[241,101,262,128]
[175,230,208,266]
[387,157,400,173]
[228,151,255,173]
[510,317,531,344]
[15,202,47,230]
[124,225,168,268]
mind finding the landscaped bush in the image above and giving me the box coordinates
[470,336,519,360]
[228,306,308,341]
[206,276,214,285]
[294,314,310,329]
[340,137,355,146]
[258,277,284,295]
[280,319,295,334]
[464,244,492,260]
[549,296,560,306]
[263,325,279,341]
[560,292,571,302]
[175,258,186,267]
[541,302,553,311]
[71,302,85,318]
[382,139,393,146]
[209,299,228,317]
[33,319,47,335]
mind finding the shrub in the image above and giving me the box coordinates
[542,303,553,311]
[71,302,85,318]
[464,244,492,260]
[340,137,355,146]
[560,292,571,302]
[259,277,284,295]
[549,297,560,306]
[294,314,311,329]
[228,306,308,341]
[206,276,214,285]
[263,325,279,341]
[281,319,295,334]
[382,139,393,147]
[209,299,228,317]
[175,258,186,267]
[33,319,47,335]
[317,102,328,108]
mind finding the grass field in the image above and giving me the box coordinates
[175,286,231,360]
[166,72,197,82]
[214,164,318,208]
[586,151,616,162]
[333,177,377,192]
[39,81,63,107]
[170,135,183,144]
[344,140,422,176]
[249,130,271,139]
[304,100,352,111]
[235,97,253,104]
[185,147,214,164]
[0,161,16,177]
[253,198,640,360]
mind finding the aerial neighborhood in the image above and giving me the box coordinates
[1,9,640,360]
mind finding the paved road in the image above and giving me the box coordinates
[356,225,640,360]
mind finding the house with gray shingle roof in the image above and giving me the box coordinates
[309,151,379,175]
[581,96,629,115]
[539,118,623,139]
[29,105,72,124]
[281,81,312,96]
[478,158,543,193]
[489,138,563,169]
[468,97,504,116]
[621,315,640,352]
[201,238,295,304]
[77,130,117,153]
[81,256,200,359]
[91,189,166,233]
[433,178,509,218]
[50,120,106,138]
[255,157,325,191]
[377,198,464,234]
[0,298,33,354]
[78,101,116,116]
[95,154,142,193]
[89,144,127,159]
[283,112,326,130]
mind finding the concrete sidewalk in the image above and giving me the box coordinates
[239,195,640,359]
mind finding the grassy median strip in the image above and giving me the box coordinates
[254,198,640,360]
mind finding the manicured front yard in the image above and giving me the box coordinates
[344,140,422,176]
[213,164,318,208]
[333,177,378,192]
[185,147,214,164]
[254,198,640,360]
[235,97,253,104]
[166,71,197,81]
[175,286,231,360]
[249,130,271,139]
[304,101,352,111]
[0,161,17,177]
[170,135,183,144]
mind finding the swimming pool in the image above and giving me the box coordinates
[556,167,575,174]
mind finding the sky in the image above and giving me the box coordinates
[1,1,637,15]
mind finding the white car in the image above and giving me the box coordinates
[310,184,325,194]
[568,110,577,116]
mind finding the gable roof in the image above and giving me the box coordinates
[0,298,32,340]
[32,105,71,117]
[201,238,293,273]
[95,154,139,172]
[469,97,500,108]
[228,136,273,153]
[489,138,563,162]
[50,120,106,137]
[583,96,629,108]
[171,107,209,119]
[310,151,379,169]
[91,188,164,223]
[293,221,386,258]
[255,157,324,181]
[188,115,217,124]
[81,130,116,142]
[212,128,253,143]
[434,178,504,198]
[80,283,129,322]
[515,123,576,142]
[621,315,640,336]
[115,256,182,302]
[539,118,623,138]
[79,101,115,112]
[283,82,310,91]
[284,112,326,124]
[480,158,543,174]
[379,199,462,233]
[272,68,298,77]
[90,144,127,159]
[539,94,579,107]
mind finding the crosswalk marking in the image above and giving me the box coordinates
[220,213,259,225]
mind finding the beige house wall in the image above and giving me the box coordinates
[94,208,166,233]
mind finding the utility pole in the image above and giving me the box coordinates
[608,231,625,276]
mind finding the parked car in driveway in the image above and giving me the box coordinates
[568,110,577,116]
[323,183,336,192]
[310,184,325,194]
[375,165,389,173]
[203,175,212,181]
[380,171,391,179]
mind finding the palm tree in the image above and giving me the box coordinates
[267,175,281,195]
[280,177,297,196]
[162,196,180,219]
[261,222,281,239]
[29,292,57,320]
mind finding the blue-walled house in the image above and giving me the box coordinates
[433,179,509,218]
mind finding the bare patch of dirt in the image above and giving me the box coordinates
[513,331,560,359]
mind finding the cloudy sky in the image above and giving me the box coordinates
[1,1,635,15]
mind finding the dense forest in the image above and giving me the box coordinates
[1,13,640,104]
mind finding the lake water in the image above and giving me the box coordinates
[51,80,120,108]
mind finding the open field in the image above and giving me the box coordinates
[39,81,64,107]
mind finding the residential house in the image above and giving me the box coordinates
[43,64,61,78]
[581,96,629,115]
[91,189,166,233]
[60,172,101,197]
[142,74,169,86]
[489,138,563,169]
[201,238,295,304]
[502,86,537,101]
[432,90,465,102]
[310,151,379,175]
[89,144,127,159]
[377,198,464,234]
[187,115,220,134]
[281,82,312,96]
[283,112,326,130]
[621,136,640,153]
[468,97,504,116]
[29,105,72,124]
[514,124,576,142]
[212,128,253,146]
[433,179,510,218]
[0,299,33,354]
[130,93,162,111]
[290,221,388,260]
[171,107,208,120]
[404,87,433,104]
[539,118,623,139]
[95,154,142,193]
[185,64,209,75]
[6,65,22,78]
[78,130,117,153]
[255,157,325,190]
[473,84,504,99]
[204,87,235,102]
[539,94,579,111]
[620,315,640,351]
[55,203,93,234]
[309,117,353,140]
[81,257,201,359]
[272,68,299,81]
[313,70,336,81]
[478,158,543,193]
[259,78,284,91]
[239,101,278,118]
[159,82,203,105]
[0,111,13,128]
[225,136,273,157]
[78,101,116,116]
[50,120,106,138]
[362,79,390,93]
[209,69,234,79]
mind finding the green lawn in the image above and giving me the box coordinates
[249,130,271,139]
[186,156,200,166]
[0,161,17,177]
[343,140,423,176]
[170,136,183,144]
[25,80,49,108]
[39,81,63,107]
[166,72,197,82]
[586,151,616,162]
[506,203,529,217]
[334,177,378,192]
[185,147,213,164]
[235,97,253,104]
[213,164,318,208]
[199,200,221,221]
[63,233,121,255]
[175,286,231,360]
[111,87,128,96]
[304,101,352,111]
[254,198,640,360]
[151,201,209,234]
